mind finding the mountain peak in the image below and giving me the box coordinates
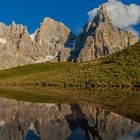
[0,22,6,27]
[42,17,64,26]
[90,4,111,26]
[99,4,111,22]
[73,4,138,62]
[101,4,107,11]
[11,21,16,26]
[43,17,56,23]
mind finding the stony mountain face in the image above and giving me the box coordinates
[0,97,139,140]
[0,5,138,69]
[0,22,34,69]
[0,18,76,69]
[73,5,138,62]
[33,18,76,62]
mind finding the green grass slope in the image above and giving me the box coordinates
[0,42,140,88]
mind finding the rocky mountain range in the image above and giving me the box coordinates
[0,18,76,69]
[0,4,138,69]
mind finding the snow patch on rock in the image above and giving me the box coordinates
[34,52,59,63]
[45,52,58,61]
[30,30,38,41]
[46,103,58,108]
[0,38,7,44]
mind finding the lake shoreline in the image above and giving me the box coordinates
[0,87,139,122]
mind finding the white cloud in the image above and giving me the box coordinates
[88,0,140,36]
[88,7,100,21]
[106,1,140,28]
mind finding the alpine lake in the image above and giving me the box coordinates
[0,87,140,140]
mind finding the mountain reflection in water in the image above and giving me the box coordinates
[0,97,139,140]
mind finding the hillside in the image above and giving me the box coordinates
[0,42,139,88]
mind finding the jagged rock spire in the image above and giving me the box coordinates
[99,4,111,22]
[74,4,138,62]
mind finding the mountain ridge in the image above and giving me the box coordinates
[0,4,138,70]
[0,17,76,69]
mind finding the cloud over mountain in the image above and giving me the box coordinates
[88,0,140,36]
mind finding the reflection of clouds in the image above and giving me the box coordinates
[117,127,140,140]
[66,127,86,140]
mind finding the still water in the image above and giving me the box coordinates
[0,97,139,140]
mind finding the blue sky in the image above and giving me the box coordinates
[0,0,139,34]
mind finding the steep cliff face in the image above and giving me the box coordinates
[33,18,76,62]
[0,5,138,69]
[0,22,34,69]
[74,5,138,62]
[0,18,76,69]
[0,97,139,140]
